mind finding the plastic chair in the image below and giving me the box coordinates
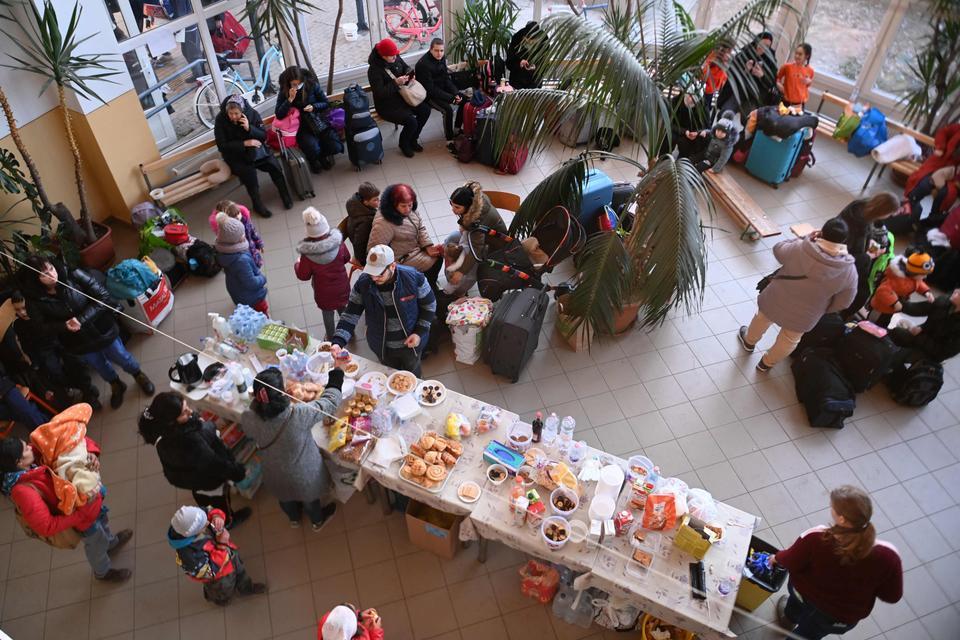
[0,385,55,439]
[483,190,521,212]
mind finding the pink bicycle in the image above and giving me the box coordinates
[383,0,442,54]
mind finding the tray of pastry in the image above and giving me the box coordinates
[398,431,464,493]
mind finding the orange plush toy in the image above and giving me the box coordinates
[869,253,936,323]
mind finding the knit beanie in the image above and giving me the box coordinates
[303,207,330,238]
[321,606,358,640]
[375,38,400,57]
[450,185,474,208]
[171,506,208,537]
[215,212,249,254]
[0,438,23,473]
[905,252,934,275]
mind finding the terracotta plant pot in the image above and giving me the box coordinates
[79,221,115,272]
[612,301,642,335]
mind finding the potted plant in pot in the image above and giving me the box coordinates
[490,0,798,345]
[447,0,519,71]
[1,0,120,271]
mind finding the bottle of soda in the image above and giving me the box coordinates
[531,411,543,443]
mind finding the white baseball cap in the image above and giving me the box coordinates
[364,244,395,276]
[321,606,358,640]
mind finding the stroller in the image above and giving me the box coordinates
[471,205,586,301]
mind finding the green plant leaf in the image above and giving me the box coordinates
[561,230,633,339]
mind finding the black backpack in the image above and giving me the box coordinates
[186,240,221,278]
[595,127,621,152]
[792,348,856,429]
[793,313,847,357]
[833,327,900,392]
[343,84,370,117]
[886,358,944,407]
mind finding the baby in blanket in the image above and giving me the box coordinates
[29,403,101,515]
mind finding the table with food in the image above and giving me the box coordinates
[170,308,760,639]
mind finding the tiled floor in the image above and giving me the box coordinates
[1,114,959,640]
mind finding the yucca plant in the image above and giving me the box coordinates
[900,0,960,134]
[448,0,520,68]
[0,0,118,247]
[495,0,799,340]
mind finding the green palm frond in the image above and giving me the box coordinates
[448,0,519,67]
[562,231,633,338]
[508,155,591,238]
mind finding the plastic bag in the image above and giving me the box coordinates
[642,493,677,530]
[687,488,719,524]
[328,419,348,452]
[592,595,641,631]
[518,560,560,604]
[446,412,471,440]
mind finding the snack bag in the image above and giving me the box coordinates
[328,419,349,452]
[446,413,470,440]
[518,560,560,604]
[642,493,677,530]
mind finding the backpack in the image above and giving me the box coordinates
[131,202,163,229]
[187,240,221,278]
[833,326,900,392]
[595,127,621,152]
[792,348,856,429]
[106,259,161,299]
[847,107,887,158]
[14,477,83,549]
[343,84,370,117]
[790,128,817,178]
[793,313,847,357]
[209,11,249,56]
[886,358,944,407]
[453,133,474,163]
[266,108,300,151]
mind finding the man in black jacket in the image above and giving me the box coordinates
[416,39,466,141]
[890,289,960,362]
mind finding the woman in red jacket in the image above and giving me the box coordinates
[771,485,903,640]
[295,207,351,340]
[0,436,133,582]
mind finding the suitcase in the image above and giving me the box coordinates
[791,348,856,429]
[278,145,315,200]
[833,326,900,392]
[497,135,528,174]
[578,168,614,228]
[745,129,805,187]
[790,129,817,179]
[611,182,635,215]
[886,357,944,407]
[347,126,384,171]
[483,287,550,382]
[793,313,847,357]
[474,111,497,167]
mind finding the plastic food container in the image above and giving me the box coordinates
[568,519,588,545]
[596,464,625,499]
[541,516,570,551]
[588,494,616,522]
[550,487,579,518]
[627,455,655,482]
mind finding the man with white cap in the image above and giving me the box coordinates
[319,603,383,640]
[167,505,265,605]
[331,244,436,377]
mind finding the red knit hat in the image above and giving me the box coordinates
[376,38,400,57]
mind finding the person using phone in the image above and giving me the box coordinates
[507,21,548,89]
[416,38,468,141]
[367,38,431,157]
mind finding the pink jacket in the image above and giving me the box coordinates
[209,204,251,233]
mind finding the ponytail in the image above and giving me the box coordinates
[823,485,875,565]
[139,392,185,444]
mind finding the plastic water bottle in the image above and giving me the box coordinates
[542,413,559,445]
[559,416,576,454]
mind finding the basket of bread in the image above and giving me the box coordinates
[285,380,326,402]
[398,431,464,492]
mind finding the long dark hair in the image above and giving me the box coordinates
[252,368,290,419]
[278,65,317,96]
[139,392,184,444]
[824,485,876,565]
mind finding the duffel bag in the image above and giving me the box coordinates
[792,348,856,429]
[833,325,899,392]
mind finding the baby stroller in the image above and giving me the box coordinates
[472,205,586,301]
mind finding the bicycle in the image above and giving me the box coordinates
[383,0,442,54]
[194,36,285,129]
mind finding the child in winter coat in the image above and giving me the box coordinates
[690,110,741,174]
[869,252,936,327]
[345,182,380,266]
[295,208,351,340]
[210,199,265,268]
[216,212,269,315]
[318,603,384,640]
[168,505,266,606]
[28,403,101,515]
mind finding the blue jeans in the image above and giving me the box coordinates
[81,337,140,383]
[0,386,48,428]
[785,582,857,640]
[279,499,326,525]
[81,512,119,578]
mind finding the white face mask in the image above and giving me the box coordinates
[293,82,303,91]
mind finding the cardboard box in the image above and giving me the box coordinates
[405,500,462,560]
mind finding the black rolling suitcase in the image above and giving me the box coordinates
[278,145,315,200]
[484,287,549,382]
[474,110,497,167]
[792,348,856,429]
[833,326,899,392]
[347,127,384,171]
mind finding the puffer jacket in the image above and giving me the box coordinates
[758,237,858,333]
[295,230,351,310]
[415,51,458,103]
[368,185,437,273]
[168,508,237,583]
[275,76,329,122]
[154,416,246,492]
[451,181,508,276]
[345,194,377,265]
[897,296,960,362]
[214,96,269,172]
[367,48,415,123]
[870,258,931,315]
[217,250,267,307]
[19,261,121,355]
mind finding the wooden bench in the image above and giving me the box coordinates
[140,85,380,206]
[704,170,781,239]
[814,91,935,192]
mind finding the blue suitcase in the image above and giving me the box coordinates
[578,168,614,228]
[746,129,804,187]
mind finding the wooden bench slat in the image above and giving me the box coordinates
[704,171,781,238]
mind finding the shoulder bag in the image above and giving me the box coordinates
[255,411,294,451]
[756,268,807,292]
[15,482,83,549]
[386,69,426,107]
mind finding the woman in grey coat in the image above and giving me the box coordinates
[241,367,343,531]
[738,218,857,372]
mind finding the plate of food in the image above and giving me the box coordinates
[387,370,417,395]
[416,380,446,406]
[398,431,464,493]
[357,371,388,398]
[457,480,481,503]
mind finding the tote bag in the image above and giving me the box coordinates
[386,70,426,106]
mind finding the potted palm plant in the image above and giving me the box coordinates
[900,0,959,135]
[493,0,797,343]
[1,0,119,271]
[447,0,520,69]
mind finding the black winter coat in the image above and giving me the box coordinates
[415,52,458,103]
[367,49,415,123]
[895,297,960,362]
[154,416,246,492]
[506,22,546,90]
[345,193,376,266]
[275,81,330,122]
[19,262,121,355]
[214,96,269,172]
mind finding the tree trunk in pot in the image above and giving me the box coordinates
[57,85,95,246]
[78,221,114,271]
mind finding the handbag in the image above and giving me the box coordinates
[386,69,426,107]
[757,267,807,292]
[15,482,83,549]
[301,110,330,138]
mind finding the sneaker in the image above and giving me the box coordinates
[134,371,155,396]
[96,568,132,583]
[776,595,795,630]
[108,529,133,556]
[756,358,773,372]
[737,326,755,353]
[289,520,302,529]
[227,507,252,530]
[310,503,337,532]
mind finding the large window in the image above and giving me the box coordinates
[873,0,933,97]
[707,0,751,29]
[304,0,376,77]
[806,0,888,83]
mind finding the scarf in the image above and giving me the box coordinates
[816,237,848,257]
[1,467,31,497]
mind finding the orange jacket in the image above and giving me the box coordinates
[29,403,96,515]
[702,53,728,95]
[870,259,930,315]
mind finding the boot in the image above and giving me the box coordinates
[320,155,335,170]
[308,158,323,174]
[134,371,155,396]
[251,191,273,218]
[109,379,127,409]
[96,568,132,583]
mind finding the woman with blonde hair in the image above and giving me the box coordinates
[770,485,903,639]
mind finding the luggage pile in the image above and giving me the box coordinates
[343,84,384,171]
